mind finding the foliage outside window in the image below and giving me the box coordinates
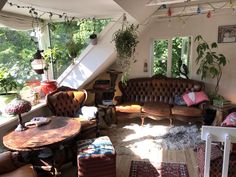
[0,27,40,90]
[153,37,190,78]
[49,19,110,79]
[153,40,168,76]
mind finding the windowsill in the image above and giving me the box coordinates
[0,99,46,128]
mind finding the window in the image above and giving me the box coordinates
[152,36,191,78]
[0,27,40,90]
[49,19,110,79]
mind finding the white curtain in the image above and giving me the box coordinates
[0,11,43,30]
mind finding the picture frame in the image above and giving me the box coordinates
[218,25,236,43]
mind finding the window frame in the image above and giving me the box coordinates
[151,36,193,78]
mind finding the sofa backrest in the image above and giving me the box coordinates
[118,77,204,104]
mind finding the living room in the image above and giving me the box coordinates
[0,0,236,177]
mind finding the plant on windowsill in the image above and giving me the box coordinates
[112,22,139,83]
[39,48,60,95]
[89,33,97,45]
[195,35,228,103]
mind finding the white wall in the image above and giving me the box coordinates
[128,11,236,103]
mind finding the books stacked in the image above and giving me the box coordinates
[213,99,231,108]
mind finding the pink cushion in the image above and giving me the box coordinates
[221,112,236,127]
[221,112,236,152]
[182,91,209,106]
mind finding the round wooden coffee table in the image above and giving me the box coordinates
[3,116,81,151]
[3,116,81,176]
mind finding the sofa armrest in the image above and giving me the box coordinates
[198,101,210,110]
[114,96,123,105]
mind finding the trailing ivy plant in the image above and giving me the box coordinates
[112,24,139,83]
[195,35,227,94]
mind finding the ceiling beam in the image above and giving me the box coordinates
[0,0,7,11]
[167,0,233,8]
[146,0,187,6]
[147,0,233,7]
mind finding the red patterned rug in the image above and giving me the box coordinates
[129,161,189,177]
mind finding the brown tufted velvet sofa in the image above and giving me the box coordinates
[115,76,206,125]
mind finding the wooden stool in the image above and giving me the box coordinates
[77,136,116,177]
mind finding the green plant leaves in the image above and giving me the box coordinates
[194,35,228,93]
[112,24,139,83]
[211,42,218,48]
[0,65,18,94]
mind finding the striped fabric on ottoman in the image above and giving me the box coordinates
[77,136,116,177]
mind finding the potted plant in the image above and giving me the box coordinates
[0,65,19,113]
[89,33,98,45]
[112,24,139,83]
[39,48,59,95]
[195,35,228,102]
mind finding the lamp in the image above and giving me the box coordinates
[5,97,32,131]
[31,49,45,74]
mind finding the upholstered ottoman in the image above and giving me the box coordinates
[196,143,236,177]
[77,136,116,177]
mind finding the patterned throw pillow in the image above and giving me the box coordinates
[221,112,236,127]
[174,95,186,106]
[182,91,209,106]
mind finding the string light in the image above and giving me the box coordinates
[197,5,201,14]
[207,11,212,18]
[7,1,101,22]
[167,8,172,17]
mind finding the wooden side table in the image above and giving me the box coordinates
[98,104,117,126]
[208,104,235,126]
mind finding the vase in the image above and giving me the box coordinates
[41,80,58,95]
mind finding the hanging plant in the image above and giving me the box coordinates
[112,24,139,83]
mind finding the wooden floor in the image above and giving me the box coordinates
[60,117,199,177]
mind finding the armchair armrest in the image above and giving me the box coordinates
[0,151,22,174]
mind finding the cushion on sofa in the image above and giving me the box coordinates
[115,103,142,113]
[221,112,236,127]
[171,105,203,117]
[174,95,186,106]
[142,103,171,116]
[182,91,209,106]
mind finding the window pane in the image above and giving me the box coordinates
[153,40,168,76]
[0,27,40,91]
[49,19,110,79]
[171,37,191,78]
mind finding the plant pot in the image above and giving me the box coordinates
[41,80,58,95]
[0,93,17,114]
[90,38,98,45]
[90,34,97,45]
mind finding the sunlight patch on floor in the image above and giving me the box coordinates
[119,123,169,161]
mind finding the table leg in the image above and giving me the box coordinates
[212,110,224,126]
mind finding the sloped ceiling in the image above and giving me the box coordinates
[2,0,124,19]
[114,0,158,23]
